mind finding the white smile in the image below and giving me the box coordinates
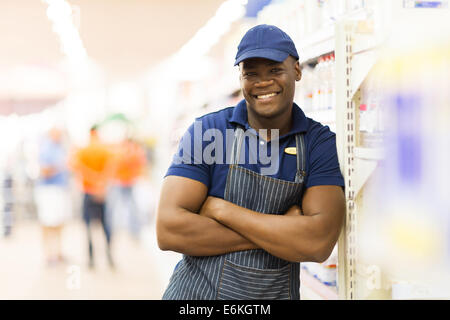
[255,92,278,99]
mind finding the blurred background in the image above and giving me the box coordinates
[0,0,449,300]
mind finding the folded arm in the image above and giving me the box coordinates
[156,175,259,256]
[201,185,345,263]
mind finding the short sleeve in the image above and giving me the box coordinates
[165,121,211,188]
[306,125,345,188]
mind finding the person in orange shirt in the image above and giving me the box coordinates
[70,125,116,269]
[107,137,147,239]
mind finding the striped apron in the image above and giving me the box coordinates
[162,127,306,300]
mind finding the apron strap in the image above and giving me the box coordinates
[294,133,306,183]
[230,126,245,165]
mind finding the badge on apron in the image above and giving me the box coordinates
[284,147,297,155]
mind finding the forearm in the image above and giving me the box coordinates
[156,207,258,256]
[212,202,329,262]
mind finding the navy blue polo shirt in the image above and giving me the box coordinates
[166,99,344,199]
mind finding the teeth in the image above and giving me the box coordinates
[257,93,277,99]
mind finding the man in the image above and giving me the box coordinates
[70,125,115,268]
[156,24,346,300]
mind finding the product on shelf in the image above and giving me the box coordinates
[296,65,314,112]
[295,53,337,134]
[320,245,338,287]
[298,53,336,113]
[358,71,384,147]
[325,53,335,110]
[312,56,323,111]
[301,245,338,288]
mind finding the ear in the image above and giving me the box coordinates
[294,61,302,81]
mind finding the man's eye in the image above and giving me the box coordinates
[244,72,256,77]
[271,68,282,73]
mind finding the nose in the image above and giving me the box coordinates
[254,78,274,87]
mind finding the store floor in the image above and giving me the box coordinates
[0,219,180,300]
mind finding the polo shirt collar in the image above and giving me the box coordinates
[229,99,249,128]
[230,99,309,136]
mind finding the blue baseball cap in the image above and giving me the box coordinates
[234,24,299,66]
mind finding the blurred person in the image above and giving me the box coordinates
[70,125,116,269]
[34,127,70,266]
[2,169,14,238]
[107,137,147,240]
[157,25,345,300]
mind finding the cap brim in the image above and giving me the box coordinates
[234,48,289,66]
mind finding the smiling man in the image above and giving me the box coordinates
[156,24,346,300]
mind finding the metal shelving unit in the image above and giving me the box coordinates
[281,6,389,301]
[294,9,388,301]
[298,25,335,65]
[335,14,390,300]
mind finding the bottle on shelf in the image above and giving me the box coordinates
[311,57,322,112]
[359,103,368,132]
[316,56,329,111]
[298,65,314,113]
[301,245,338,288]
[311,54,336,112]
[327,53,336,111]
[359,73,384,147]
[322,54,334,111]
[321,55,329,111]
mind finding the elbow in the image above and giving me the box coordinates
[156,213,178,252]
[156,205,197,254]
[311,250,332,264]
[156,225,180,252]
[290,240,334,263]
[156,225,171,251]
[309,241,335,263]
[286,247,322,263]
[156,235,171,252]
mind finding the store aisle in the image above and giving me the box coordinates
[0,219,172,299]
